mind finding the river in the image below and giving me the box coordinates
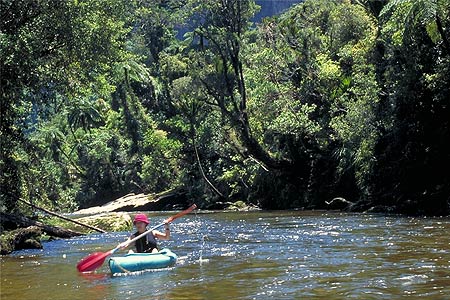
[1,211,449,299]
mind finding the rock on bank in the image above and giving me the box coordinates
[72,189,188,215]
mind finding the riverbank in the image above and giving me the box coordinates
[3,186,428,256]
[0,212,132,255]
[71,189,260,215]
[0,195,258,255]
[0,212,82,255]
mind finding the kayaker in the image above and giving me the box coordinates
[121,214,170,253]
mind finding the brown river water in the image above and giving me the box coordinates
[1,210,449,299]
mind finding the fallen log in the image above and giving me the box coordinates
[0,212,83,238]
[325,197,354,210]
[18,198,106,233]
[72,188,189,214]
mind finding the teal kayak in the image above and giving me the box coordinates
[108,248,177,274]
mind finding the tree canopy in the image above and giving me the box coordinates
[1,0,449,215]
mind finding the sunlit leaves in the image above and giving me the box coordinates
[380,0,450,50]
[67,97,104,132]
[328,2,375,53]
[269,102,321,137]
[140,128,182,190]
[113,60,152,85]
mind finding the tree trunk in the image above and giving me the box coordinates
[435,15,449,55]
[192,135,224,198]
[18,198,106,233]
[196,1,294,174]
[0,212,83,238]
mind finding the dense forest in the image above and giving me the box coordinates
[1,0,449,216]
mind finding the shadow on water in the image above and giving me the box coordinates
[1,211,450,299]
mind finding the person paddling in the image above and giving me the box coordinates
[122,214,170,253]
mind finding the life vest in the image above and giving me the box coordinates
[133,231,158,253]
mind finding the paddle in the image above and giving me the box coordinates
[76,204,197,272]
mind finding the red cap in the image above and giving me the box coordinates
[133,214,149,225]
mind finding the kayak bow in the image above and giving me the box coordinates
[108,248,177,274]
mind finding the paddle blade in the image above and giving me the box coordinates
[76,251,112,272]
[164,204,197,223]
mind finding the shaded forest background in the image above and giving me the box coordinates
[1,0,449,216]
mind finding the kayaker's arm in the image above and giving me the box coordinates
[153,223,170,240]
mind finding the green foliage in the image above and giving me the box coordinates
[1,0,449,215]
[380,0,450,56]
[140,128,182,190]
